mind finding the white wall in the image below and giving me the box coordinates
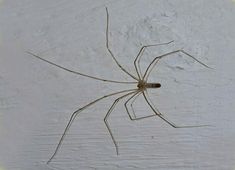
[0,0,235,170]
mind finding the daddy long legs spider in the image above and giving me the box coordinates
[27,7,211,164]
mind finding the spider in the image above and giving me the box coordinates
[27,7,211,164]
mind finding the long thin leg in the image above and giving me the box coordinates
[124,91,156,120]
[144,90,160,114]
[144,57,160,81]
[105,7,139,81]
[26,51,136,84]
[143,49,212,81]
[124,91,140,119]
[142,91,210,128]
[104,91,136,155]
[130,91,142,119]
[134,40,174,79]
[47,88,137,164]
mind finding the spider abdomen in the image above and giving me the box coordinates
[145,83,161,88]
[137,81,161,90]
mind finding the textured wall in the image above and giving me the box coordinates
[0,0,235,170]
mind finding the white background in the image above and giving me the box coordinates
[1,0,235,170]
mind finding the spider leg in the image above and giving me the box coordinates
[142,91,210,128]
[105,7,139,81]
[130,91,141,119]
[27,51,136,84]
[104,90,136,155]
[124,91,157,120]
[143,49,212,81]
[133,40,174,80]
[47,88,136,164]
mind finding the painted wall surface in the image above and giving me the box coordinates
[0,0,235,170]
